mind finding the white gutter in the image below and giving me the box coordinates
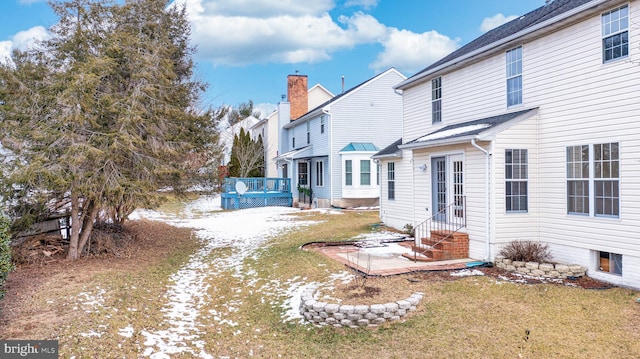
[395,0,607,90]
[471,138,491,261]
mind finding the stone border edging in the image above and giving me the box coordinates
[299,285,423,327]
[494,256,586,279]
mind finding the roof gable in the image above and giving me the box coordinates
[398,0,598,89]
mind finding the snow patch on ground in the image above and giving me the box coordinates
[129,195,318,358]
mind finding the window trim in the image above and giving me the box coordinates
[387,162,395,200]
[506,46,523,107]
[315,161,324,187]
[598,251,622,275]
[298,161,308,186]
[431,77,442,124]
[345,160,352,186]
[566,142,619,218]
[306,121,310,144]
[360,160,371,186]
[505,149,528,213]
[602,4,629,63]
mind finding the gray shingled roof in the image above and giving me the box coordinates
[402,108,538,148]
[408,0,594,81]
[372,138,402,159]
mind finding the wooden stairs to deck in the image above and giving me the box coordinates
[402,230,469,262]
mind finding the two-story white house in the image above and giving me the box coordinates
[375,0,640,289]
[276,68,406,208]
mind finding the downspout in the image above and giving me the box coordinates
[322,108,333,207]
[471,138,491,261]
[373,159,381,218]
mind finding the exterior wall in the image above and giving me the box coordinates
[308,84,334,109]
[328,70,405,205]
[394,0,640,288]
[492,115,540,246]
[378,151,414,230]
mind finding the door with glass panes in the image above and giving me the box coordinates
[431,154,464,223]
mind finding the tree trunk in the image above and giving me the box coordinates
[77,200,99,255]
[66,192,82,260]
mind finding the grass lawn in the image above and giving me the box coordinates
[1,205,639,358]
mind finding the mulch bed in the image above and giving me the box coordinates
[412,266,616,290]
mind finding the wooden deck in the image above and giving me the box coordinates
[220,177,293,210]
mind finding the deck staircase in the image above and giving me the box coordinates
[403,198,469,262]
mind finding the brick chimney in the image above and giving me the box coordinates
[287,73,308,120]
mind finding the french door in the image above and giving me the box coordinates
[431,154,464,223]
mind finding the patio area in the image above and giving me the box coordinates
[303,240,476,276]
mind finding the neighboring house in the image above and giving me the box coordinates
[374,0,640,289]
[251,83,333,178]
[276,68,406,208]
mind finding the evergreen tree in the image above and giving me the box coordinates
[0,0,219,260]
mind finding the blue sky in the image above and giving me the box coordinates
[1,0,545,116]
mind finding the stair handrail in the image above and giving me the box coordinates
[412,197,466,261]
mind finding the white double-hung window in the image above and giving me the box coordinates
[566,143,619,217]
[602,5,629,62]
[506,46,522,107]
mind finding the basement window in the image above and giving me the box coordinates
[598,251,622,275]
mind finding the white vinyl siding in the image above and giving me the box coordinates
[391,3,640,289]
[328,69,405,201]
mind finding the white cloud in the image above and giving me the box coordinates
[11,26,50,50]
[369,28,459,73]
[0,41,12,63]
[0,26,50,64]
[480,13,518,33]
[172,0,459,74]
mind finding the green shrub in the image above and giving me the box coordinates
[403,223,415,237]
[498,240,552,263]
[0,213,13,301]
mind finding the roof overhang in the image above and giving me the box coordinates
[274,145,312,162]
[399,108,538,151]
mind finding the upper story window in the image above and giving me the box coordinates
[506,46,522,107]
[292,136,295,149]
[306,121,310,144]
[602,5,629,63]
[431,77,442,124]
[320,115,325,134]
